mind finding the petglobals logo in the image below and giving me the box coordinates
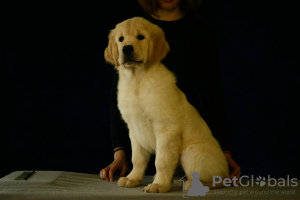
[179,172,210,198]
[212,175,298,188]
[179,172,298,198]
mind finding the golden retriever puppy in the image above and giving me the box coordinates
[104,17,229,193]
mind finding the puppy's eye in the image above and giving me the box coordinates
[137,34,145,40]
[119,36,124,42]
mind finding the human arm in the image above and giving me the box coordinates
[100,147,128,182]
[224,151,241,184]
[100,71,131,181]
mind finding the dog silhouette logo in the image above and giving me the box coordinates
[179,172,209,198]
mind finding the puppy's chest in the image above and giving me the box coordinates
[118,85,154,125]
[118,82,157,152]
[118,78,158,115]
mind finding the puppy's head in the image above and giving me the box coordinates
[104,17,170,68]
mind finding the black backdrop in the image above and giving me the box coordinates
[1,1,299,179]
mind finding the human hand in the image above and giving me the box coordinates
[100,149,128,182]
[224,151,241,185]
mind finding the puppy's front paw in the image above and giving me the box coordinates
[143,183,171,193]
[118,177,140,188]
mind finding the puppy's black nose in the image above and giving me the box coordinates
[122,45,134,55]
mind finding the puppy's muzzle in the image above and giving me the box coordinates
[122,45,134,56]
[122,45,143,65]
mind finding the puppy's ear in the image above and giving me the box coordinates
[104,30,119,67]
[148,26,170,63]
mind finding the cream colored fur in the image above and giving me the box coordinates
[104,17,229,193]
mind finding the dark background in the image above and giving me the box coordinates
[1,1,299,179]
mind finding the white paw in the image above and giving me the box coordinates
[117,177,140,188]
[143,183,171,193]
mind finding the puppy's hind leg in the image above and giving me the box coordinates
[180,144,229,189]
